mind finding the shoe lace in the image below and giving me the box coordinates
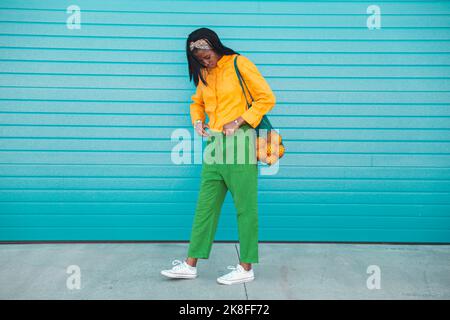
[172,259,183,266]
[226,264,244,273]
[171,259,184,271]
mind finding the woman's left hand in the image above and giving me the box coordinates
[222,117,243,136]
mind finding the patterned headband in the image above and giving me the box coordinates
[189,38,213,51]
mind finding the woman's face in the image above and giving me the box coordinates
[193,49,223,69]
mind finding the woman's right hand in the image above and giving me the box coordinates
[194,121,210,137]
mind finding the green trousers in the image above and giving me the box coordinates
[187,124,259,263]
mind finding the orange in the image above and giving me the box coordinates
[257,147,267,162]
[256,137,267,150]
[266,142,279,156]
[268,131,282,145]
[277,144,285,158]
[266,154,278,165]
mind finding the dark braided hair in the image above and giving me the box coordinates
[186,28,239,87]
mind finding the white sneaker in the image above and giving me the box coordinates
[217,264,254,285]
[161,259,197,279]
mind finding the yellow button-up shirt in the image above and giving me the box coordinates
[189,53,276,132]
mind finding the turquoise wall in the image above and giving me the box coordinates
[1,0,449,242]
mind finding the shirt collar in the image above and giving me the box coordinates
[216,54,233,69]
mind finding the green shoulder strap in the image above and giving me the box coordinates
[234,55,254,109]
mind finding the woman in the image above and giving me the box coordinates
[161,28,276,285]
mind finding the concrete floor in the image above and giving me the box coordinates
[0,242,449,300]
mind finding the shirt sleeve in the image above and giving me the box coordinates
[237,55,276,128]
[189,81,206,126]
